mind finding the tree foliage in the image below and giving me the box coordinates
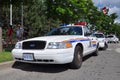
[45,0,88,23]
[0,0,120,37]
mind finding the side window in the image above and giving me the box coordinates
[75,27,82,35]
[83,26,91,36]
[71,27,82,35]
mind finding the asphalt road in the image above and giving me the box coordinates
[0,43,120,80]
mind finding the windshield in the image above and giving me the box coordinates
[46,26,83,36]
[93,34,104,38]
[107,36,114,38]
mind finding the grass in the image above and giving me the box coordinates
[0,50,13,63]
[0,40,16,63]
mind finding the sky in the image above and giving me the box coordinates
[92,0,120,23]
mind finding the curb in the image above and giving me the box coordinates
[0,61,15,70]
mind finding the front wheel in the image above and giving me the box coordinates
[70,46,83,69]
[103,43,108,50]
[93,44,99,56]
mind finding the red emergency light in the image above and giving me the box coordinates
[74,22,86,26]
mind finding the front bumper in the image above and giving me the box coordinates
[99,42,105,48]
[12,48,74,64]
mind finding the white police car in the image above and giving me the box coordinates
[107,35,119,43]
[12,25,99,69]
[93,33,108,50]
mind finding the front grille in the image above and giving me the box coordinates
[15,58,54,63]
[22,40,46,50]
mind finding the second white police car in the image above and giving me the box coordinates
[12,25,99,69]
[93,32,108,50]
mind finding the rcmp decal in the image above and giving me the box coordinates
[90,41,97,47]
[62,38,97,47]
[62,38,90,43]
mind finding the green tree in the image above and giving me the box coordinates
[23,0,46,37]
[110,13,118,24]
[102,13,118,34]
[45,0,88,23]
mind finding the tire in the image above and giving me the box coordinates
[93,44,99,56]
[70,46,83,69]
[103,43,108,50]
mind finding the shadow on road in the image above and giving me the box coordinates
[12,55,94,73]
[12,61,69,73]
[83,54,93,62]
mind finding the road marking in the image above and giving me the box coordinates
[115,48,120,53]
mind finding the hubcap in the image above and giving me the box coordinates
[77,51,81,62]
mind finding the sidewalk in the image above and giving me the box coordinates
[0,61,14,70]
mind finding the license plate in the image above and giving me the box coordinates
[23,53,34,60]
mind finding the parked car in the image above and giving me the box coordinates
[93,33,108,50]
[12,25,99,69]
[107,35,119,43]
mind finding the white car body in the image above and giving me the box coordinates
[12,25,99,69]
[107,35,119,43]
[93,33,108,50]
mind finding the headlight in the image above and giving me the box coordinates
[15,43,22,49]
[47,42,72,49]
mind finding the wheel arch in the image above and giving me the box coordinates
[75,43,83,56]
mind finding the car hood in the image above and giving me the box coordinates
[20,35,87,43]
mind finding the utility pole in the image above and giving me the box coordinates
[10,0,12,25]
[21,0,23,28]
